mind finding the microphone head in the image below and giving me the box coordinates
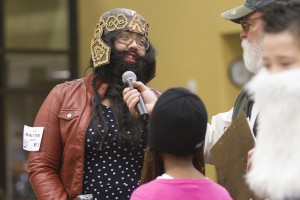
[122,71,137,84]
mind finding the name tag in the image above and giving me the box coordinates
[23,125,44,151]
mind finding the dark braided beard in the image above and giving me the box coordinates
[107,48,148,85]
[92,48,148,150]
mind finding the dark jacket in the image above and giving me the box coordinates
[232,89,257,136]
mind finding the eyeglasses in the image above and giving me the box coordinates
[116,33,150,50]
[240,16,262,32]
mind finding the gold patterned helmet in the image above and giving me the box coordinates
[91,8,149,68]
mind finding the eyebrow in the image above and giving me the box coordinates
[120,31,146,39]
[241,16,262,25]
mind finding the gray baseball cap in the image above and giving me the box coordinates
[221,0,286,23]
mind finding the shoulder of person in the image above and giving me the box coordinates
[52,77,85,91]
[234,89,248,103]
[47,77,86,100]
[63,77,85,86]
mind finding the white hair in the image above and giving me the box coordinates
[245,68,300,199]
[242,39,263,74]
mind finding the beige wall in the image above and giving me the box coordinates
[77,0,244,180]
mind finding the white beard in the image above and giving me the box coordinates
[245,68,300,199]
[242,39,263,74]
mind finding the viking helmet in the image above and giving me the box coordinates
[91,8,149,68]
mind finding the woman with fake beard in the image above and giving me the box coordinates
[27,8,161,200]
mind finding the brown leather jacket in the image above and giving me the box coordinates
[27,73,160,200]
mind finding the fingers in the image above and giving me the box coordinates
[123,81,157,117]
[123,88,139,102]
[123,88,140,117]
[122,81,145,96]
[246,148,254,173]
[123,87,131,96]
[131,81,148,92]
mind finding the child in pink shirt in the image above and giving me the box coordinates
[130,88,232,200]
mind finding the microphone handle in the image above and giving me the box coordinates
[136,96,149,121]
[126,79,149,121]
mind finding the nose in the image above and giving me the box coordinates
[240,30,247,39]
[269,65,283,74]
[127,39,138,50]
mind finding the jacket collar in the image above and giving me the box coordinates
[84,73,108,97]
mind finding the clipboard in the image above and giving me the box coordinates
[210,112,258,200]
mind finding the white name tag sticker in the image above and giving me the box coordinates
[23,125,44,151]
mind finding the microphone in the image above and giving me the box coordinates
[122,71,149,121]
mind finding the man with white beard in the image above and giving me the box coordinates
[201,1,289,199]
[204,0,277,164]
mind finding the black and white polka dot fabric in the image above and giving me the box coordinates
[82,105,145,200]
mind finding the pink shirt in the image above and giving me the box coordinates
[130,178,232,200]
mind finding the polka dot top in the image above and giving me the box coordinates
[82,105,146,200]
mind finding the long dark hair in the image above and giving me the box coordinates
[88,30,157,150]
[140,147,205,184]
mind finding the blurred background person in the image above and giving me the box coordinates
[246,2,300,199]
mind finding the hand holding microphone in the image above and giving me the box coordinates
[122,71,149,121]
[122,71,158,121]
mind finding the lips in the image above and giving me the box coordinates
[124,52,138,63]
